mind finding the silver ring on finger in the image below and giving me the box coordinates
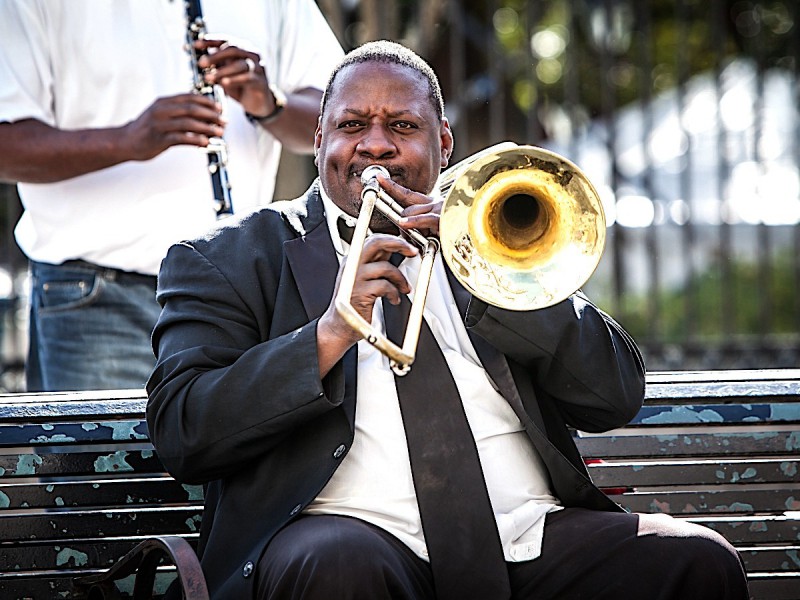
[245,57,256,73]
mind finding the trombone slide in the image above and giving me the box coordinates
[334,170,438,375]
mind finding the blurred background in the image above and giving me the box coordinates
[2,0,799,390]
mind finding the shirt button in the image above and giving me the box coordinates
[290,503,302,516]
[333,444,346,459]
[242,561,254,578]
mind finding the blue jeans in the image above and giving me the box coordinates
[26,260,160,392]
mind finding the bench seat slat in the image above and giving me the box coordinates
[588,459,799,486]
[747,576,800,600]
[738,547,800,573]
[608,487,800,516]
[643,375,800,402]
[0,478,202,510]
[576,428,800,458]
[630,403,800,425]
[686,516,800,545]
[0,507,203,543]
[0,537,197,572]
[0,419,149,447]
[644,369,800,385]
[0,571,176,600]
[0,448,165,478]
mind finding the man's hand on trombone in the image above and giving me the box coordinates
[374,172,443,238]
[317,234,417,377]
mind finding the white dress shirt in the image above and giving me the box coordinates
[305,188,562,562]
[0,0,343,275]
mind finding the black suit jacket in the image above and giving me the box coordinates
[146,181,646,599]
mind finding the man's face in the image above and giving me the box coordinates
[314,61,453,231]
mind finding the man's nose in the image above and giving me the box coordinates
[357,125,396,159]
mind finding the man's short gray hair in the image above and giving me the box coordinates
[320,40,445,121]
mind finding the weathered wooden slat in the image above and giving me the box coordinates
[0,392,147,422]
[0,537,198,571]
[0,448,165,478]
[644,369,800,384]
[643,384,800,405]
[608,488,800,516]
[643,372,800,404]
[0,478,202,510]
[588,459,799,487]
[0,389,146,404]
[0,571,176,600]
[576,428,800,458]
[0,507,203,543]
[630,403,800,425]
[687,516,800,545]
[747,575,800,600]
[738,546,800,573]
[0,419,149,447]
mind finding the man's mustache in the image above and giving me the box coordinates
[350,164,406,182]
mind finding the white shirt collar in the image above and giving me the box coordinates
[319,184,359,258]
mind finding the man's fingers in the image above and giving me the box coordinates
[198,43,261,74]
[168,117,224,138]
[351,276,406,307]
[194,38,225,50]
[357,261,411,295]
[377,173,434,209]
[151,95,224,124]
[359,233,418,264]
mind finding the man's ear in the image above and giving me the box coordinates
[313,117,322,166]
[440,117,454,168]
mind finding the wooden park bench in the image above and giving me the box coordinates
[578,369,800,600]
[0,369,797,599]
[0,389,205,599]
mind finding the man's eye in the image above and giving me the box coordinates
[394,121,416,130]
[338,120,363,129]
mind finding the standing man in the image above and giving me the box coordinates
[0,0,343,391]
[146,41,749,599]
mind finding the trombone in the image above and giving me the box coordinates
[334,142,606,376]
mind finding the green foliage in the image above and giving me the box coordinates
[489,0,796,118]
[610,249,799,343]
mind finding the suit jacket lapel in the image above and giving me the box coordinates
[283,185,358,429]
[283,187,339,321]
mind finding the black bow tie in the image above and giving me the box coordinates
[337,215,405,266]
[337,216,356,244]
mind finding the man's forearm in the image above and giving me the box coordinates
[252,88,322,154]
[0,119,133,183]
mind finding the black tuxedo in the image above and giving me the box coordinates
[146,181,646,599]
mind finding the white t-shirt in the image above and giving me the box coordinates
[306,189,562,563]
[0,0,343,275]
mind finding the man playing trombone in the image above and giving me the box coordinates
[147,40,749,600]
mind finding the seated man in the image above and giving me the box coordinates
[146,40,749,600]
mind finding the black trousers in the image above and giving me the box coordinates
[255,508,749,600]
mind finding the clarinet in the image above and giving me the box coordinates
[184,0,234,218]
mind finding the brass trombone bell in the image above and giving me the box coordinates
[334,143,607,375]
[439,142,606,311]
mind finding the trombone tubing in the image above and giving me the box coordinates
[333,178,439,375]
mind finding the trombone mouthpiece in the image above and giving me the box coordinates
[361,165,390,185]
